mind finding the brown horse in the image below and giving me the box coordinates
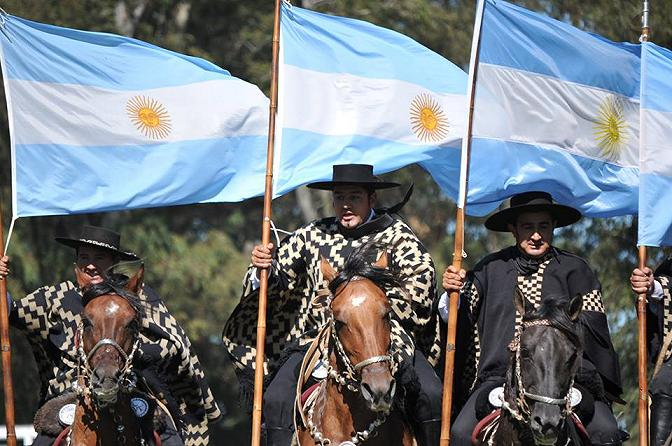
[67,265,159,446]
[296,243,415,446]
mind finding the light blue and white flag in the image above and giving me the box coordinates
[467,0,641,217]
[0,15,269,217]
[638,42,672,246]
[275,3,467,198]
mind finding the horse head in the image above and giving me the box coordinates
[75,265,144,407]
[510,288,583,445]
[319,242,399,414]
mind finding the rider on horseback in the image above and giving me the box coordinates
[0,225,220,446]
[443,191,625,446]
[630,261,672,445]
[223,164,443,446]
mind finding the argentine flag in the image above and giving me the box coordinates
[467,0,641,217]
[275,2,467,198]
[638,42,672,247]
[0,14,269,217]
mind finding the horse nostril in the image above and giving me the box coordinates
[532,415,542,428]
[386,379,396,402]
[361,382,374,400]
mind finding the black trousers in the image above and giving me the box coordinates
[263,349,443,431]
[652,359,672,396]
[451,381,622,446]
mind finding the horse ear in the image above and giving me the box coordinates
[321,257,337,283]
[373,250,388,269]
[125,264,145,294]
[567,293,583,321]
[514,287,526,316]
[74,264,93,290]
[311,289,331,309]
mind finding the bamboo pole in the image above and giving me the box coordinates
[638,4,650,445]
[250,1,282,445]
[439,1,485,444]
[637,246,648,446]
[0,204,16,446]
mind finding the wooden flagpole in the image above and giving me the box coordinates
[638,5,650,445]
[0,203,16,446]
[250,0,282,445]
[637,246,649,446]
[439,1,485,444]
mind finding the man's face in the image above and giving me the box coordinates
[333,185,375,229]
[508,211,555,258]
[76,245,116,285]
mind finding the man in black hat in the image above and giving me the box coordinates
[0,225,220,446]
[630,263,672,445]
[223,164,443,446]
[443,191,624,446]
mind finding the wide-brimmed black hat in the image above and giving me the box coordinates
[307,164,400,191]
[55,225,140,261]
[484,191,581,232]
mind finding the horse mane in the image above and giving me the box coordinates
[81,273,144,324]
[522,297,582,349]
[328,241,403,295]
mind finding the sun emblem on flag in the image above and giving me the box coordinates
[410,93,449,142]
[593,95,628,160]
[126,95,172,140]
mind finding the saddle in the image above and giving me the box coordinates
[33,389,168,446]
[471,409,591,446]
[294,322,332,428]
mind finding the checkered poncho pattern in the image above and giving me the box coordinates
[654,275,672,361]
[10,281,220,446]
[223,216,440,381]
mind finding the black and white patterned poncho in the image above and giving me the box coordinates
[651,259,672,363]
[223,213,441,391]
[10,281,220,446]
[454,246,622,406]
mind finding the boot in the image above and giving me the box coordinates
[265,427,294,446]
[651,393,672,446]
[415,419,441,446]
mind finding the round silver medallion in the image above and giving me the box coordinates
[58,403,76,426]
[569,387,582,407]
[131,397,149,417]
[488,386,505,408]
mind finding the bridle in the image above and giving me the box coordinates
[69,321,149,446]
[501,319,576,423]
[307,276,398,446]
[75,323,140,406]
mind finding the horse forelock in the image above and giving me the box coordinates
[328,241,403,296]
[81,274,144,326]
[521,298,582,349]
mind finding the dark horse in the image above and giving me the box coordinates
[296,242,415,446]
[478,289,585,446]
[66,265,160,446]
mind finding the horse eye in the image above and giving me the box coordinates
[82,318,92,329]
[334,320,345,331]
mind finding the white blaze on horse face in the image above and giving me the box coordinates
[104,301,120,316]
[351,295,367,307]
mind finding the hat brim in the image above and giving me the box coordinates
[55,237,140,261]
[484,203,581,232]
[306,180,400,191]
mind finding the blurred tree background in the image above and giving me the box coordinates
[0,0,670,443]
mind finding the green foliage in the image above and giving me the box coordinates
[0,1,669,444]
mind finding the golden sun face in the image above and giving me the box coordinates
[410,93,449,143]
[593,95,628,161]
[127,96,172,140]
